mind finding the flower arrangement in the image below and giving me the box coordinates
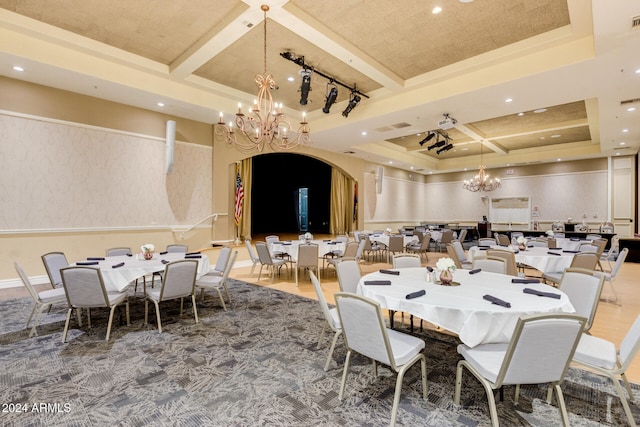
[546,230,554,237]
[385,227,392,233]
[141,243,155,253]
[304,232,313,241]
[516,236,527,245]
[436,257,456,271]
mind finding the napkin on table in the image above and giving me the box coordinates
[185,254,202,259]
[111,262,125,268]
[483,294,511,308]
[511,278,541,284]
[159,251,168,255]
[406,290,426,299]
[87,257,105,261]
[547,251,561,256]
[364,280,392,286]
[468,269,482,274]
[76,261,99,266]
[379,269,400,275]
[523,287,561,299]
[186,251,201,255]
[563,250,580,253]
[161,259,170,264]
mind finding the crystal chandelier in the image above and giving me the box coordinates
[215,5,310,152]
[463,143,501,192]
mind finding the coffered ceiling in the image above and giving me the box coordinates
[0,0,638,174]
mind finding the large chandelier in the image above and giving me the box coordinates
[463,143,501,192]
[215,5,310,152]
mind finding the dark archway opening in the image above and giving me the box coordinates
[251,153,331,235]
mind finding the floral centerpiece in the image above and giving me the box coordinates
[435,257,456,285]
[141,243,155,260]
[385,227,392,235]
[546,230,554,237]
[304,232,313,243]
[516,236,528,250]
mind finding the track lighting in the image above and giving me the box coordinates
[436,143,454,154]
[419,131,436,146]
[342,92,361,117]
[299,69,312,105]
[322,83,338,114]
[428,140,446,150]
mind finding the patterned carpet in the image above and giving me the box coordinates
[0,279,638,426]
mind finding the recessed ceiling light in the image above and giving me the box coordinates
[416,133,422,136]
[620,142,626,145]
[287,76,295,82]
[635,68,640,74]
[459,0,474,2]
[388,161,393,164]
[551,134,561,138]
[13,65,24,72]
[622,129,629,133]
[517,112,524,116]
[533,108,547,113]
[505,98,513,103]
[432,6,442,14]
[410,166,414,170]
[157,102,164,107]
[616,152,621,156]
[464,168,468,171]
[361,131,367,136]
[627,107,636,112]
[540,136,545,140]
[557,158,562,162]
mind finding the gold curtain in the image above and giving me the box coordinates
[236,157,252,241]
[329,168,353,235]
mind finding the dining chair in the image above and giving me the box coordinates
[454,313,586,427]
[386,235,405,262]
[60,266,130,342]
[494,233,511,246]
[14,261,67,337]
[557,268,605,333]
[335,292,428,427]
[447,244,464,269]
[392,253,421,268]
[265,234,288,260]
[542,252,599,285]
[601,235,620,272]
[361,234,384,262]
[455,228,468,244]
[206,246,231,277]
[434,229,454,252]
[42,251,69,289]
[196,250,237,311]
[295,243,319,286]
[335,259,361,293]
[478,237,496,246]
[451,241,472,268]
[310,271,343,372]
[591,238,608,270]
[486,249,520,277]
[406,234,430,261]
[245,240,260,276]
[572,314,640,427]
[327,241,360,275]
[600,247,628,305]
[105,247,132,256]
[255,241,289,283]
[472,256,507,275]
[144,259,198,333]
[166,244,189,253]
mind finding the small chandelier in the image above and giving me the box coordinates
[215,5,310,152]
[463,144,501,192]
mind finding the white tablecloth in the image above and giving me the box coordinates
[468,245,575,274]
[554,237,592,251]
[74,253,210,293]
[369,234,417,247]
[270,240,345,262]
[357,267,574,347]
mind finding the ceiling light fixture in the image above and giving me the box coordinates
[419,131,436,146]
[322,82,338,113]
[342,90,361,117]
[299,69,312,105]
[13,65,24,72]
[436,143,454,154]
[463,143,501,192]
[215,5,309,152]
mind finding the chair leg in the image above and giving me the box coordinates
[390,364,411,427]
[216,288,227,311]
[317,324,326,348]
[26,302,38,328]
[153,300,162,333]
[191,294,199,324]
[338,350,352,400]
[553,384,571,427]
[62,308,73,343]
[105,305,117,342]
[29,304,48,337]
[323,330,342,372]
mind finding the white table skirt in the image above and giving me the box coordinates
[270,240,345,262]
[554,237,592,251]
[369,234,417,247]
[357,267,574,347]
[74,253,210,293]
[468,245,575,274]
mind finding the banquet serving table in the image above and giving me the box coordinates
[357,268,574,347]
[468,245,575,274]
[74,253,210,293]
[270,240,345,262]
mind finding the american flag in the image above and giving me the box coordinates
[234,170,244,225]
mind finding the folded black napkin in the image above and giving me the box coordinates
[406,290,426,299]
[547,251,561,256]
[570,238,581,241]
[511,278,540,284]
[185,254,202,259]
[186,251,201,255]
[87,257,105,261]
[527,245,534,248]
[159,251,168,255]
[364,280,392,286]
[379,269,400,275]
[76,261,99,266]
[126,253,133,257]
[523,287,561,299]
[111,262,125,268]
[323,239,331,242]
[483,294,511,308]
[426,267,434,272]
[328,241,337,244]
[282,242,292,245]
[161,259,170,264]
[548,247,561,250]
[478,246,490,250]
[513,248,520,253]
[563,250,580,253]
[468,268,482,274]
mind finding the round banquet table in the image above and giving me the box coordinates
[357,267,574,347]
[468,245,575,274]
[270,239,346,261]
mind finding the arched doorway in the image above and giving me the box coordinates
[251,153,332,235]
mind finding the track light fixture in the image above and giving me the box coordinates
[419,131,436,146]
[322,82,338,113]
[299,69,312,105]
[428,140,446,150]
[342,91,361,117]
[436,143,454,154]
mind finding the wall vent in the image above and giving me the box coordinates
[632,15,640,29]
[391,122,412,129]
[374,126,395,132]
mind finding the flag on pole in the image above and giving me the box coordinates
[234,169,244,226]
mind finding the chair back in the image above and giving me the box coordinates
[60,266,109,308]
[486,249,518,276]
[546,238,557,248]
[297,243,319,269]
[354,238,367,261]
[495,313,585,387]
[569,252,599,271]
[310,271,339,331]
[166,244,188,253]
[341,241,359,259]
[456,229,467,243]
[446,244,463,269]
[42,252,69,288]
[361,235,373,251]
[335,235,349,244]
[220,250,238,283]
[472,256,507,275]
[106,247,131,256]
[255,242,274,265]
[619,314,640,369]
[609,247,628,278]
[558,268,605,331]
[419,234,431,250]
[335,292,396,369]
[586,234,602,240]
[478,238,496,246]
[336,260,361,293]
[392,254,421,268]
[159,260,198,300]
[452,241,467,262]
[14,262,39,302]
[579,243,599,253]
[265,235,280,245]
[495,233,510,246]
[245,240,259,263]
[388,235,404,253]
[413,230,424,243]
[592,238,607,256]
[440,229,454,244]
[214,246,232,273]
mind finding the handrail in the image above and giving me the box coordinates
[172,213,228,239]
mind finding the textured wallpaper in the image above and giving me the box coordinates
[0,113,212,231]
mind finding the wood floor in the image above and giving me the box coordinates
[4,234,639,383]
